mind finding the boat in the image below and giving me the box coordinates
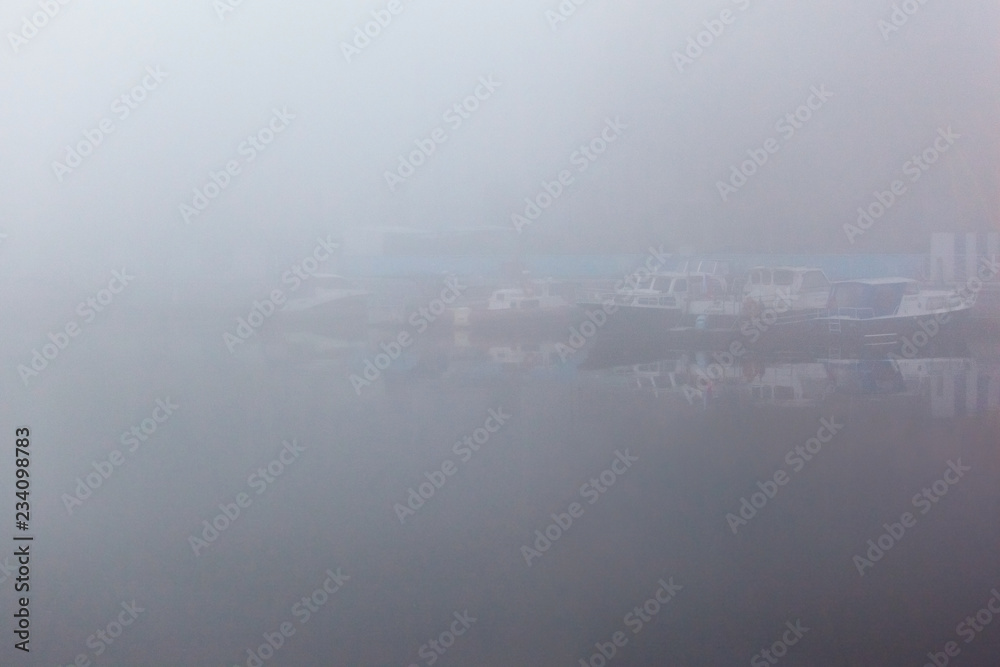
[452,278,577,330]
[635,266,832,347]
[577,260,733,331]
[741,266,831,312]
[807,278,975,347]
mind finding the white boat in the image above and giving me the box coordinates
[578,260,733,329]
[810,278,975,344]
[742,266,831,312]
[453,279,575,328]
[676,266,831,330]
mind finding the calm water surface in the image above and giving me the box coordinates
[6,313,999,666]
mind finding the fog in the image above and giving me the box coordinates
[2,1,999,665]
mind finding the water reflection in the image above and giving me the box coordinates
[255,321,999,421]
[588,352,998,418]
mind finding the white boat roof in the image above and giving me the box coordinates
[748,266,826,272]
[832,277,918,285]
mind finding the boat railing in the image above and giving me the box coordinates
[576,289,685,309]
[826,307,876,320]
[769,309,828,325]
[576,288,620,305]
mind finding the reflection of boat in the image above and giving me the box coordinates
[821,358,909,396]
[488,342,562,370]
[279,274,369,332]
[587,347,1000,417]
[741,362,835,406]
[603,357,692,397]
[260,330,368,363]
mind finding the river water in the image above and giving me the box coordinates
[6,311,999,666]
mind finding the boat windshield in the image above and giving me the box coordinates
[830,282,905,316]
[801,271,829,290]
[773,270,795,286]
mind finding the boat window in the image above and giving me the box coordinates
[761,269,772,285]
[801,271,829,289]
[749,271,761,285]
[637,277,655,290]
[904,281,920,295]
[774,270,794,285]
[830,283,865,308]
[871,285,903,316]
[674,279,687,292]
[774,386,795,400]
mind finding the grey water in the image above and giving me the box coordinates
[5,309,999,666]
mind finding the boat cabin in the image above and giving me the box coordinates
[744,267,830,310]
[826,278,919,318]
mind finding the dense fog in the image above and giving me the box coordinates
[2,1,998,665]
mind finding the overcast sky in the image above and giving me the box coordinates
[1,0,997,287]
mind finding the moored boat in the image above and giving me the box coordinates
[807,277,975,347]
[452,279,577,330]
